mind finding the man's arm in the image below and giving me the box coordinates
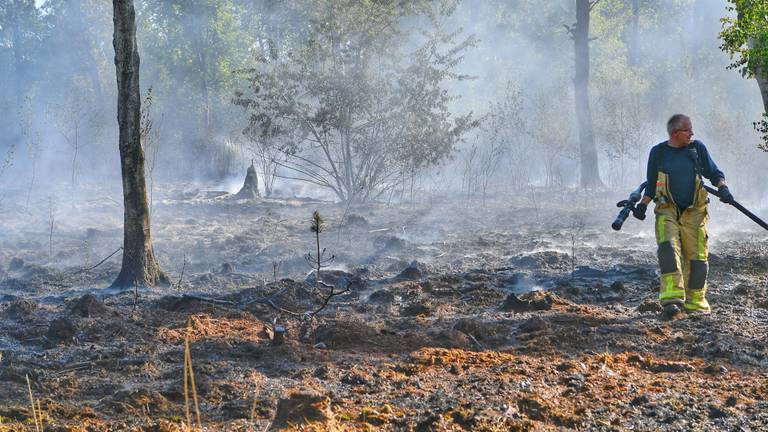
[698,142,726,187]
[642,146,658,204]
[697,142,732,203]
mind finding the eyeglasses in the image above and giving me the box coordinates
[675,129,693,133]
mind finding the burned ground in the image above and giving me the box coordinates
[1,186,767,431]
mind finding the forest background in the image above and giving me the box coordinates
[0,0,766,206]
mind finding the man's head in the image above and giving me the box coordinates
[667,114,693,147]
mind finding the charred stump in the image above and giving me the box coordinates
[234,161,260,199]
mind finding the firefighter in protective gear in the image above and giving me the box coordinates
[638,114,728,317]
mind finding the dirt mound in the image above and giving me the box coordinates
[512,251,570,269]
[69,294,111,317]
[271,388,332,430]
[374,235,406,251]
[156,295,220,313]
[0,278,37,292]
[20,264,59,279]
[8,257,24,271]
[47,317,77,344]
[637,299,662,314]
[220,262,236,273]
[368,289,395,304]
[395,261,426,280]
[107,388,171,414]
[401,300,432,317]
[500,291,554,312]
[452,318,505,341]
[3,298,37,319]
[343,214,369,227]
[270,281,320,311]
[314,319,380,349]
[428,328,474,349]
[304,269,367,291]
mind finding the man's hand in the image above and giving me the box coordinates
[633,202,648,220]
[718,185,734,204]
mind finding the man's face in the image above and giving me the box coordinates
[673,119,694,145]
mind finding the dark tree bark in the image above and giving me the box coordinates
[755,68,768,113]
[748,22,768,112]
[572,0,603,188]
[111,0,167,288]
[738,8,768,121]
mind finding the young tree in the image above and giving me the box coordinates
[595,88,652,188]
[720,0,768,150]
[234,0,477,202]
[18,96,40,208]
[45,90,102,191]
[526,85,574,189]
[241,124,293,197]
[465,82,526,204]
[111,0,167,288]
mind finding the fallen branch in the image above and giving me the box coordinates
[181,294,236,307]
[75,246,123,274]
[182,287,303,317]
[55,357,148,375]
[310,281,351,316]
[182,280,351,318]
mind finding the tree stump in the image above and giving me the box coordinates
[271,325,285,346]
[234,161,260,199]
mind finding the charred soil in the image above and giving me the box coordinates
[1,187,768,431]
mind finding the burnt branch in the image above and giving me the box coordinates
[310,281,351,316]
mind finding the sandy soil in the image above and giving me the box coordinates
[1,184,767,431]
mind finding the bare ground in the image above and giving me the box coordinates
[1,184,768,431]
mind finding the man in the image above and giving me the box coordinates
[633,114,733,319]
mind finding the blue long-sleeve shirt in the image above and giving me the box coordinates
[644,140,724,210]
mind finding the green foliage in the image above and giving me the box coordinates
[136,0,261,176]
[234,0,478,202]
[720,0,768,149]
[720,0,768,77]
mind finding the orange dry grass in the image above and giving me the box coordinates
[409,347,526,368]
[157,314,268,343]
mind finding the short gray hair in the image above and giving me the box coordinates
[667,114,690,135]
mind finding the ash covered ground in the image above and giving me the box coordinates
[1,183,768,431]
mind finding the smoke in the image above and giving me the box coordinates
[0,0,766,237]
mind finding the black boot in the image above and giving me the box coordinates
[662,303,682,320]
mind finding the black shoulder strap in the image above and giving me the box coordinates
[687,141,703,180]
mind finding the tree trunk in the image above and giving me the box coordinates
[752,35,768,112]
[573,0,602,188]
[111,0,167,288]
[756,72,768,113]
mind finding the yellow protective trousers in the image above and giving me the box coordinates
[653,172,711,312]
